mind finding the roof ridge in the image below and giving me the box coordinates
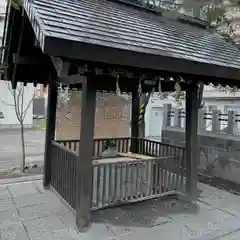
[177,14,209,29]
[110,0,209,29]
[110,0,163,14]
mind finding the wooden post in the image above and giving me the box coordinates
[139,94,148,138]
[76,77,96,231]
[198,108,206,133]
[130,89,140,153]
[227,111,235,135]
[174,109,181,128]
[162,104,172,129]
[185,82,198,198]
[209,105,217,112]
[43,82,57,187]
[212,110,220,133]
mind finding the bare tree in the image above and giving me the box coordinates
[1,82,34,172]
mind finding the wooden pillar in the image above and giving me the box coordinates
[174,109,182,128]
[227,111,235,134]
[139,94,147,138]
[185,82,198,198]
[162,104,172,129]
[130,89,140,153]
[198,109,206,133]
[43,82,57,187]
[212,110,221,133]
[76,77,96,231]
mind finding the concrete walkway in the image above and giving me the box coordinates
[0,130,45,170]
[1,180,240,239]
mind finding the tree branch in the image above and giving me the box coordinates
[7,81,14,97]
[0,98,15,107]
[20,84,24,119]
[12,88,22,123]
[22,92,35,120]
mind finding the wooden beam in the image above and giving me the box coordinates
[130,89,140,153]
[45,37,240,81]
[76,77,96,231]
[12,54,50,65]
[43,81,57,187]
[185,82,198,198]
[59,74,86,84]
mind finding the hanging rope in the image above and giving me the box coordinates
[57,83,71,108]
[138,77,142,96]
[158,78,162,94]
[115,74,121,96]
[174,81,181,94]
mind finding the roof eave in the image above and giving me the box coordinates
[44,35,240,83]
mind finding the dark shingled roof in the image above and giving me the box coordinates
[25,0,240,70]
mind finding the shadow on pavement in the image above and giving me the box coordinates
[92,196,200,228]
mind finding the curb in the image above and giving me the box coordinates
[0,175,43,185]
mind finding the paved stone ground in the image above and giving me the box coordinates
[1,180,240,239]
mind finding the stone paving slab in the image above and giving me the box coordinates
[1,180,240,239]
[198,187,240,217]
[0,197,15,211]
[0,222,29,240]
[33,180,45,193]
[219,230,240,239]
[0,186,12,199]
[29,229,80,240]
[19,203,55,222]
[14,193,45,208]
[0,208,20,225]
[8,182,39,197]
[24,215,67,239]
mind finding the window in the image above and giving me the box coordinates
[224,106,240,113]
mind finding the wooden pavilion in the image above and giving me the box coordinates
[2,0,240,232]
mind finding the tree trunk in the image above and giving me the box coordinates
[139,93,151,138]
[20,122,26,172]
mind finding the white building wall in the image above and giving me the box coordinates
[145,86,240,138]
[0,81,34,129]
[203,100,240,113]
[145,94,177,138]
